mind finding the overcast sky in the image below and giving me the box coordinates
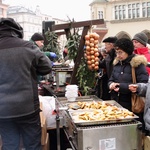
[3,0,92,21]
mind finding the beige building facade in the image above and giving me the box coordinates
[6,6,46,40]
[0,1,68,49]
[1,0,149,44]
[0,0,8,18]
[90,0,150,43]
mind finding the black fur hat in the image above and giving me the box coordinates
[114,38,134,55]
[103,36,118,43]
[31,33,44,41]
[0,17,23,38]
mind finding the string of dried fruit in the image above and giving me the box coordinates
[84,32,100,71]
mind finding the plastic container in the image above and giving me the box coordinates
[65,85,78,101]
[67,97,76,102]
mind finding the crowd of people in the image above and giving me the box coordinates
[0,16,150,149]
[97,32,150,139]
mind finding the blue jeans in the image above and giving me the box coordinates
[0,112,42,150]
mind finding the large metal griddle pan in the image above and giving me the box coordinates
[65,100,121,111]
[67,100,139,126]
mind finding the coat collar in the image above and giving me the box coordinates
[113,54,147,68]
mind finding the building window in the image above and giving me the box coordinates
[114,5,126,20]
[142,2,150,17]
[115,5,126,20]
[148,7,150,17]
[128,4,131,9]
[127,3,140,19]
[147,2,150,17]
[114,2,150,20]
[115,11,118,19]
[137,8,140,17]
[132,9,135,18]
[123,10,126,19]
[45,17,48,20]
[142,8,146,17]
[98,11,103,19]
[114,2,146,20]
[119,10,122,19]
[128,9,131,18]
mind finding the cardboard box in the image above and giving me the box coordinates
[40,102,43,110]
[144,136,150,150]
[40,111,47,145]
[42,133,49,150]
[40,101,48,145]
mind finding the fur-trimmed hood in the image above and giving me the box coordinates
[113,54,148,68]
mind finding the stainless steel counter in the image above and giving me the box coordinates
[56,96,142,150]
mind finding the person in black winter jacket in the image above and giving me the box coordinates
[0,18,52,150]
[100,36,118,78]
[98,36,118,100]
[108,38,149,132]
[108,38,148,110]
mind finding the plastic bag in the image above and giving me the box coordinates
[39,95,56,128]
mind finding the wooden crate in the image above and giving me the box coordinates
[144,136,150,150]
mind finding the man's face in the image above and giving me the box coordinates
[132,40,145,49]
[104,42,114,53]
[35,40,44,49]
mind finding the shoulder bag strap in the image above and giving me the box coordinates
[132,67,136,84]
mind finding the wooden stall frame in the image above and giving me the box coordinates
[51,19,104,85]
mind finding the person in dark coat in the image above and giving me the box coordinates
[98,36,118,100]
[100,36,118,78]
[95,46,109,99]
[30,32,57,60]
[108,38,148,110]
[108,38,149,132]
[0,18,52,150]
[30,32,57,82]
[30,32,45,49]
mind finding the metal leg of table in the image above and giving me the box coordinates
[56,114,61,150]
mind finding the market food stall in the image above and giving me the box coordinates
[39,18,149,150]
[55,95,142,150]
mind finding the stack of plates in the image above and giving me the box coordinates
[65,85,78,101]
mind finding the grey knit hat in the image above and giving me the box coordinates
[132,32,148,46]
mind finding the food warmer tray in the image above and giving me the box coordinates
[65,100,122,111]
[69,112,139,126]
[67,100,139,126]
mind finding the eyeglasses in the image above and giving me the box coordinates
[115,51,125,55]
